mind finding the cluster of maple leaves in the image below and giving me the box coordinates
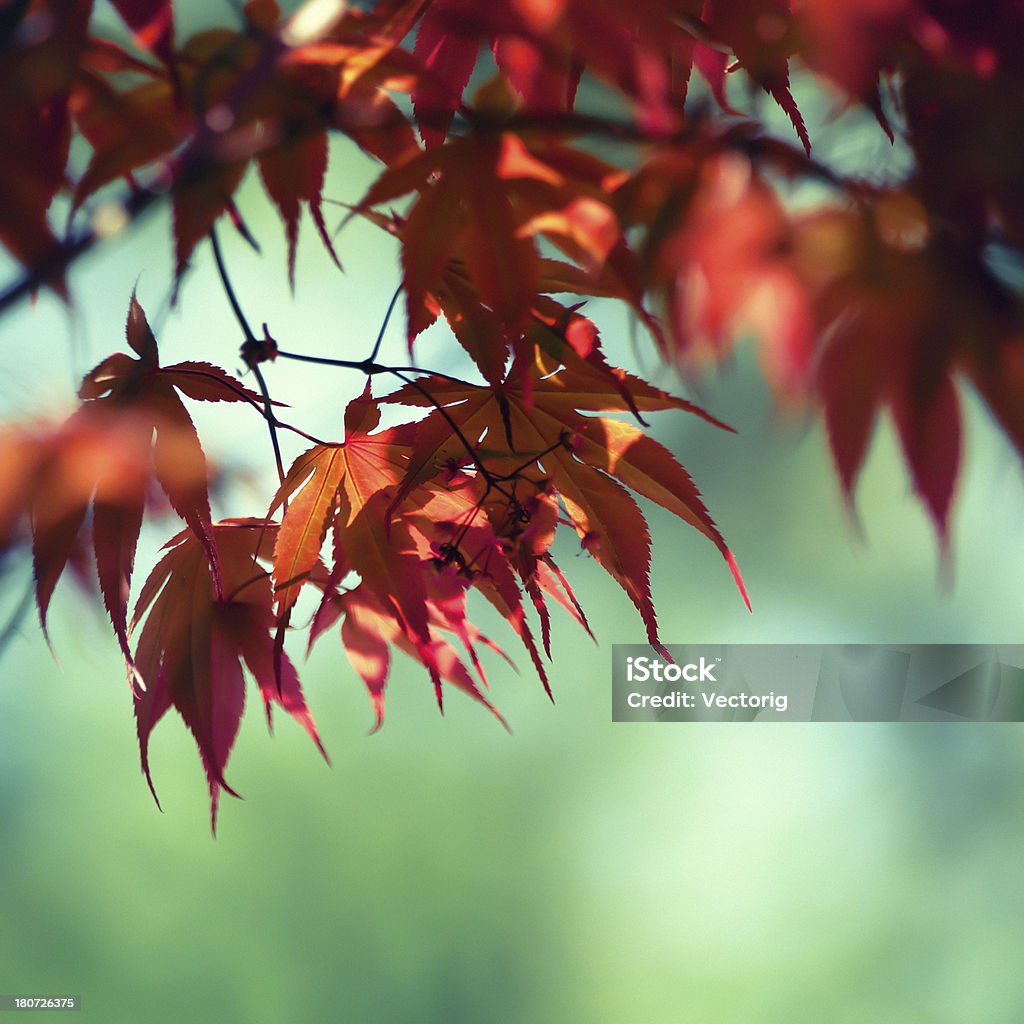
[3,0,1024,827]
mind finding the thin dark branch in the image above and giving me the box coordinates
[275,350,367,369]
[368,283,403,365]
[209,225,288,488]
[275,348,474,388]
[386,367,497,482]
[210,225,257,344]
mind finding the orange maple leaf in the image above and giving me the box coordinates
[384,347,750,652]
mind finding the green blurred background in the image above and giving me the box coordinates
[3,6,1024,1021]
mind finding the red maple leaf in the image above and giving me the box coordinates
[64,292,269,674]
[132,518,327,831]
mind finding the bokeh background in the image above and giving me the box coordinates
[3,5,1024,1021]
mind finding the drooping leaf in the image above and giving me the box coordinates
[270,385,451,706]
[132,519,327,831]
[796,204,1024,543]
[22,291,265,676]
[620,148,815,397]
[701,0,811,155]
[258,131,340,288]
[77,294,245,590]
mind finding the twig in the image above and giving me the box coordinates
[368,283,403,365]
[209,225,288,488]
[275,349,474,389]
